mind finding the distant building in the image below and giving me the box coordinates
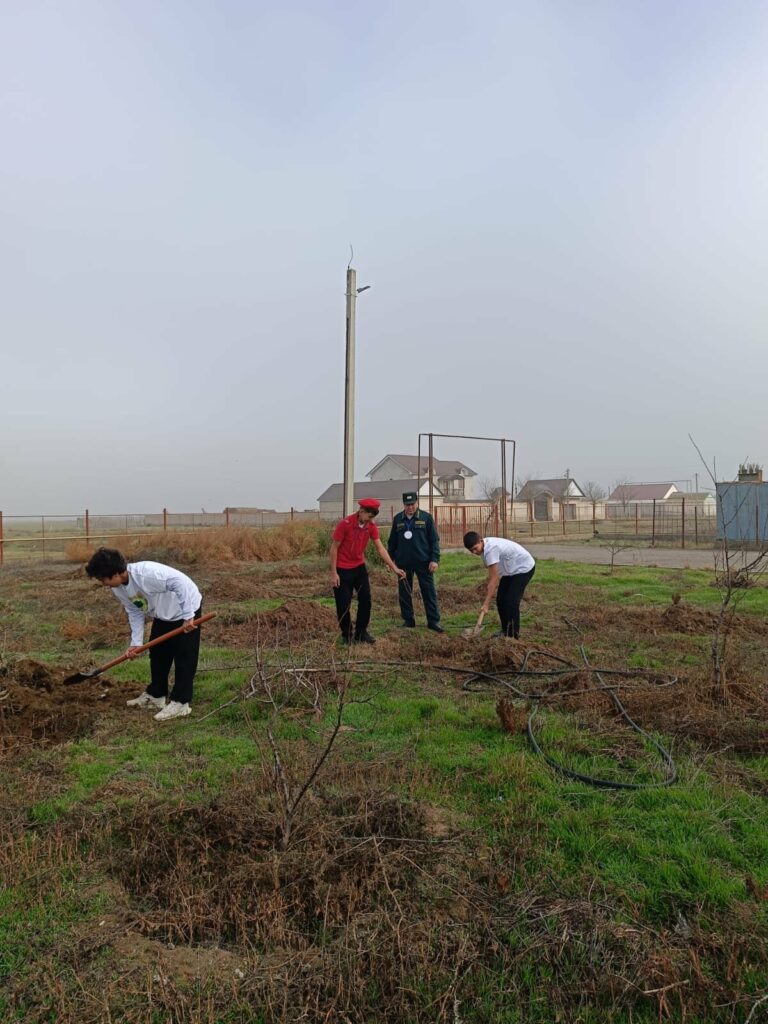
[717,464,768,544]
[317,479,438,521]
[367,454,477,500]
[606,482,679,519]
[515,477,596,522]
[664,492,716,517]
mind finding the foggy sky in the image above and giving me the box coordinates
[2,0,766,515]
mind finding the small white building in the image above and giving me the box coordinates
[606,482,679,519]
[664,491,717,516]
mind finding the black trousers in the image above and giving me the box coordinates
[333,565,371,639]
[146,605,202,705]
[398,563,441,627]
[497,568,535,638]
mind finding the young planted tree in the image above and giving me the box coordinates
[478,476,504,531]
[243,640,371,849]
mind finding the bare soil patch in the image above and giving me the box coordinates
[0,659,137,751]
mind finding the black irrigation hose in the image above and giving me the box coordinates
[343,653,679,790]
[525,647,678,790]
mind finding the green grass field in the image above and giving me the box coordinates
[1,548,766,1022]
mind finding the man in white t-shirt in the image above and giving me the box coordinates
[85,547,203,721]
[463,531,535,639]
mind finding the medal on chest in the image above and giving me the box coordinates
[404,530,413,539]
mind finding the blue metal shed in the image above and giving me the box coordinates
[716,482,768,545]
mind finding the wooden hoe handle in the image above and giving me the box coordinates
[96,612,217,673]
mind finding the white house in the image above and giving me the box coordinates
[367,454,478,500]
[605,482,679,519]
[316,478,439,521]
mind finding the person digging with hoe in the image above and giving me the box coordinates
[85,547,203,721]
[388,491,444,632]
[463,531,535,639]
[330,498,406,644]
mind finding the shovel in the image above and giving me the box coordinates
[62,612,216,685]
[462,608,486,639]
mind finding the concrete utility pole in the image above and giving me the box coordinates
[343,267,358,518]
[342,262,371,517]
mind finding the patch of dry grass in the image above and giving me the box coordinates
[64,523,331,565]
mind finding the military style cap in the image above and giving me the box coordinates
[358,498,380,511]
[402,491,418,503]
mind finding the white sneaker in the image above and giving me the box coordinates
[126,692,166,710]
[154,700,191,722]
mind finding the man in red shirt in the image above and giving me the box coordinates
[330,498,406,644]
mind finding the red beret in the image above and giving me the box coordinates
[358,498,380,511]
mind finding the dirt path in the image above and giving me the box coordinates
[514,542,719,570]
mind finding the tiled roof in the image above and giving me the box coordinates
[607,483,678,501]
[368,454,477,478]
[317,479,442,502]
[515,478,583,501]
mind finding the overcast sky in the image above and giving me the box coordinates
[2,0,766,514]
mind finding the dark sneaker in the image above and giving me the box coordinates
[399,621,416,628]
[427,624,445,634]
[356,632,376,644]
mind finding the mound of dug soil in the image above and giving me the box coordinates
[0,659,137,751]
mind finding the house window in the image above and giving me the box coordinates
[441,477,465,497]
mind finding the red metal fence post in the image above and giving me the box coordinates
[461,506,467,538]
[651,500,656,547]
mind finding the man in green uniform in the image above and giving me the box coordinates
[388,491,444,633]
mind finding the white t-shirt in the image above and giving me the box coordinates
[481,538,535,577]
[112,561,203,646]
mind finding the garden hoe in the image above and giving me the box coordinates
[62,612,216,685]
[462,608,486,639]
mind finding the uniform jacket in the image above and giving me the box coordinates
[387,509,440,567]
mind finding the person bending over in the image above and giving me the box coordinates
[85,547,203,721]
[463,532,535,639]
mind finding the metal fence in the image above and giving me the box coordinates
[0,507,332,565]
[0,498,720,566]
[434,501,718,549]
